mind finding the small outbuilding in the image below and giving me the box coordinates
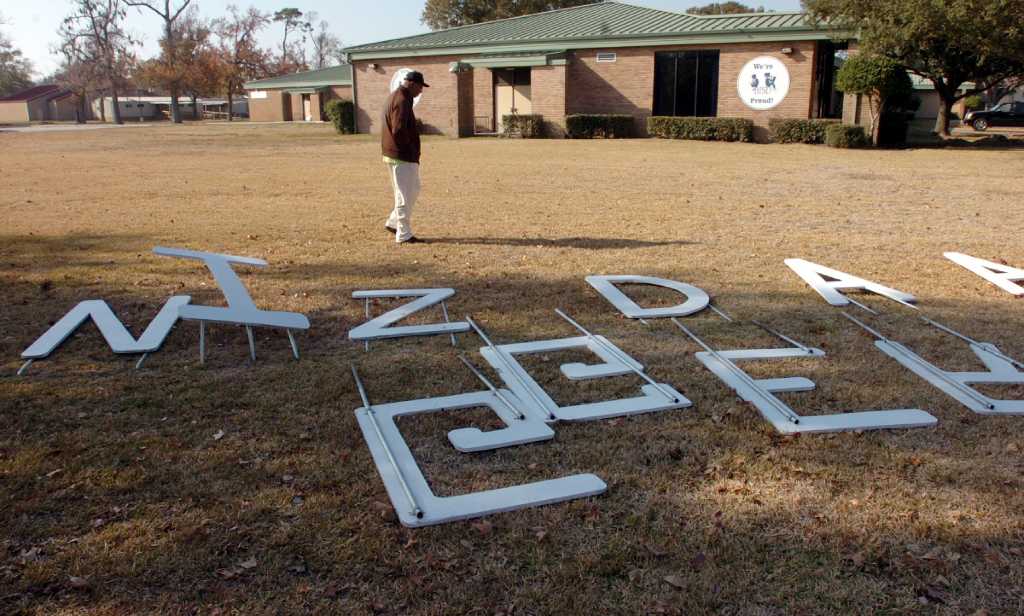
[243,65,353,122]
[0,85,83,123]
[341,1,857,140]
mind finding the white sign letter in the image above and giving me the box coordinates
[695,346,936,433]
[586,275,710,319]
[153,247,309,330]
[349,288,470,341]
[785,258,916,307]
[22,296,190,359]
[944,252,1024,296]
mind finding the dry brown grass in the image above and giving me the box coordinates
[1,122,1024,614]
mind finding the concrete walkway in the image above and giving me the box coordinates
[0,123,155,133]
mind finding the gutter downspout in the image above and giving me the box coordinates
[343,53,359,135]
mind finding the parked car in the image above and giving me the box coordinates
[964,102,1024,131]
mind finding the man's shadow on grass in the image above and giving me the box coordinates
[427,236,698,250]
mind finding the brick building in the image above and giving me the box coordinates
[244,65,353,123]
[341,2,853,141]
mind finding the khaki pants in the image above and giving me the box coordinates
[385,161,420,243]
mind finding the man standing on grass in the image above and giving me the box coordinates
[381,70,429,244]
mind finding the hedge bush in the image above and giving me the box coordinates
[962,94,984,111]
[324,99,355,134]
[769,118,840,144]
[565,114,634,138]
[501,114,544,138]
[825,124,869,148]
[646,116,753,142]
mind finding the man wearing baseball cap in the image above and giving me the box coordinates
[381,70,429,244]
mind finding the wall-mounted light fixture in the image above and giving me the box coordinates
[368,63,379,70]
[780,47,794,55]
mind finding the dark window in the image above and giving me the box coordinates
[494,68,530,87]
[652,50,720,117]
[814,41,848,119]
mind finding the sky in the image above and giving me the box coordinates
[1,0,803,79]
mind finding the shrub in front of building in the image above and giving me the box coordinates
[825,124,869,148]
[962,95,984,111]
[501,114,545,138]
[769,118,840,144]
[324,99,355,134]
[565,114,635,139]
[646,117,754,142]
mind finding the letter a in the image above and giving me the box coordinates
[944,252,1024,296]
[784,258,915,307]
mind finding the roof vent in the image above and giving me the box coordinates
[596,52,617,63]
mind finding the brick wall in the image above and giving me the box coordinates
[249,90,287,122]
[567,47,654,134]
[530,64,567,137]
[568,42,817,139]
[473,67,494,132]
[457,70,475,137]
[326,85,352,102]
[353,40,820,139]
[310,94,323,122]
[353,56,462,135]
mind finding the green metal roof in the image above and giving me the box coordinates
[244,64,352,90]
[344,1,837,59]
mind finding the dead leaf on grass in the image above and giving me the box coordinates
[645,544,669,558]
[471,520,492,536]
[68,576,89,589]
[663,575,686,589]
[239,557,257,569]
[213,430,225,441]
[690,552,706,570]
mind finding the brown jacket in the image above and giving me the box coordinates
[381,87,420,164]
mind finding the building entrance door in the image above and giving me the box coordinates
[494,68,532,133]
[302,94,312,122]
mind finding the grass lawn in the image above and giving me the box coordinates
[2,122,1023,614]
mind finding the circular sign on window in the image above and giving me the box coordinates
[390,68,422,108]
[736,55,790,110]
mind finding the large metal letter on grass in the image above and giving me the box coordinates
[586,275,710,319]
[785,258,916,309]
[944,252,1024,296]
[153,247,309,361]
[694,345,937,433]
[349,288,469,343]
[351,366,603,528]
[20,296,191,371]
[676,319,936,434]
[479,335,690,422]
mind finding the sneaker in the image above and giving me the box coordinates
[398,236,423,244]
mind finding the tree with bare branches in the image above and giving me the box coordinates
[53,39,102,123]
[273,7,311,71]
[310,19,342,70]
[1,17,35,97]
[212,5,270,121]
[60,0,136,124]
[124,0,193,123]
